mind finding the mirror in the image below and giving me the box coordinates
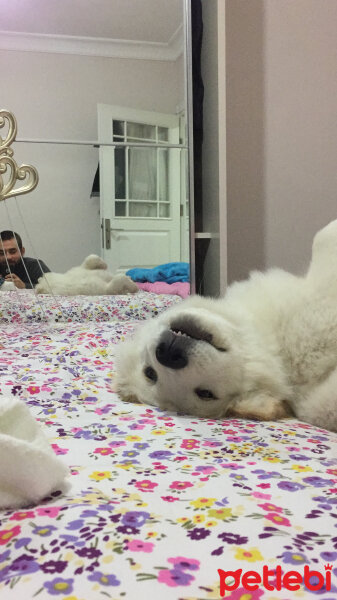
[0,0,191,286]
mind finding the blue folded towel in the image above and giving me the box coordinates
[126,262,190,284]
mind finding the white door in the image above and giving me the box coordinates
[98,104,182,273]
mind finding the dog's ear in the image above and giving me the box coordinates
[227,392,293,421]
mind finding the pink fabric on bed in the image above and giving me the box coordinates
[136,281,190,298]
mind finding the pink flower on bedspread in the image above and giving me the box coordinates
[134,479,158,492]
[26,385,40,394]
[93,447,114,455]
[10,511,35,521]
[0,526,21,545]
[36,507,61,518]
[161,496,179,502]
[167,557,200,571]
[127,539,154,552]
[181,439,200,449]
[258,503,283,513]
[169,480,194,490]
[264,513,291,526]
[51,444,68,455]
[253,493,272,501]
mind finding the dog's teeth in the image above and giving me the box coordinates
[171,329,188,338]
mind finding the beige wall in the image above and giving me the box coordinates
[226,0,265,284]
[0,49,181,271]
[264,0,337,275]
[201,0,227,297]
[225,0,337,283]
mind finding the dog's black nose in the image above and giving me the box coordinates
[155,330,189,369]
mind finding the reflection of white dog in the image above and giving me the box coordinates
[116,220,337,432]
[36,255,138,296]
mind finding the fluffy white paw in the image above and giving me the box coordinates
[83,255,107,270]
[106,275,138,295]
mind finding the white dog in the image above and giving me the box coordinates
[116,220,337,432]
[36,255,138,296]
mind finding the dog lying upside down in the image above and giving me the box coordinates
[36,255,138,296]
[116,220,337,432]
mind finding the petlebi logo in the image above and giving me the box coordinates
[218,563,333,596]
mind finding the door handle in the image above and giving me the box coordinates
[104,219,111,249]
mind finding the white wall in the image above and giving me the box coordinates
[225,0,337,283]
[0,49,181,271]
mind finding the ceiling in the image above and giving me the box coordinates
[0,0,183,43]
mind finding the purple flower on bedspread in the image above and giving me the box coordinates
[133,442,150,450]
[108,440,126,447]
[40,560,67,574]
[32,525,57,537]
[217,532,249,545]
[194,465,216,474]
[187,527,211,541]
[289,453,310,461]
[44,577,74,595]
[320,551,337,561]
[121,511,149,527]
[76,547,102,559]
[281,550,309,564]
[157,568,195,587]
[252,469,281,479]
[88,571,120,586]
[302,476,334,487]
[148,450,173,460]
[73,429,96,439]
[277,481,305,491]
[116,525,139,535]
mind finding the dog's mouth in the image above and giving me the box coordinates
[170,317,227,352]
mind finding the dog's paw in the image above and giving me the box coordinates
[83,255,107,270]
[35,279,47,294]
[227,393,292,422]
[106,275,138,295]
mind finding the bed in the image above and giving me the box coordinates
[0,290,336,600]
[1,110,336,599]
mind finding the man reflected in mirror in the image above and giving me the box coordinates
[0,230,50,289]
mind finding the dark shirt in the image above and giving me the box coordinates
[0,257,50,288]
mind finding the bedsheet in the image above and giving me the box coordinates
[0,320,336,600]
[0,290,181,323]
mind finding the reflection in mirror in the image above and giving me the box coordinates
[0,0,191,294]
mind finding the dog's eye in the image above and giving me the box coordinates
[195,388,217,400]
[144,366,158,383]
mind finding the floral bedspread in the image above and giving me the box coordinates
[0,290,181,323]
[0,309,336,599]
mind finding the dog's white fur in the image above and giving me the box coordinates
[36,255,138,296]
[116,220,337,431]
